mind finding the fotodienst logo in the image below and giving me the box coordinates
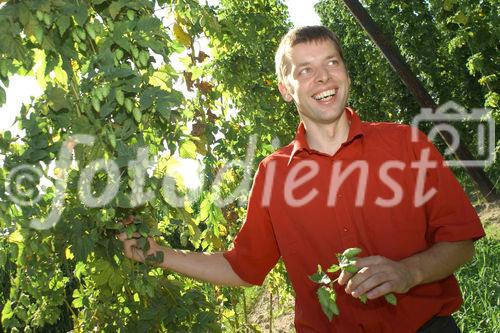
[412,101,496,167]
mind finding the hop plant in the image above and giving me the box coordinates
[309,247,397,321]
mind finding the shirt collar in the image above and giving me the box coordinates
[288,107,364,165]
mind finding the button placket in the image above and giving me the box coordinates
[330,156,358,249]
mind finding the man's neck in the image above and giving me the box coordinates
[302,112,351,156]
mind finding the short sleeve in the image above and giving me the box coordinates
[409,128,485,243]
[223,162,280,285]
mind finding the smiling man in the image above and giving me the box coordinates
[277,28,351,157]
[119,26,485,333]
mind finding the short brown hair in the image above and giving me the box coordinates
[275,26,345,83]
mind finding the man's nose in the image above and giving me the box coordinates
[315,66,330,83]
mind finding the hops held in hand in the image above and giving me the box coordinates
[309,247,397,321]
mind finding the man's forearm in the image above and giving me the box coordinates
[401,240,475,288]
[156,247,252,287]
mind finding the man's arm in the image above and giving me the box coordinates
[338,240,475,299]
[117,233,252,287]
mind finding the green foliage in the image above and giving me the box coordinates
[454,235,499,332]
[0,0,292,331]
[310,248,396,321]
[317,286,339,321]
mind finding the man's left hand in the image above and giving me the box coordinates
[338,255,417,300]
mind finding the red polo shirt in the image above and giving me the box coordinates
[223,108,485,332]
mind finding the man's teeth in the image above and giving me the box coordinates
[313,89,336,100]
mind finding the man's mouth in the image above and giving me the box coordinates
[312,89,336,101]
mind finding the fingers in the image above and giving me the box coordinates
[116,232,141,241]
[117,227,164,267]
[344,258,405,299]
[117,232,127,241]
[348,270,387,297]
[345,265,374,294]
[338,270,354,285]
[122,237,147,262]
[117,232,150,263]
[339,256,382,285]
[122,215,135,226]
[365,281,394,299]
[343,256,390,295]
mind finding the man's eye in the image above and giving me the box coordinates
[328,60,339,66]
[300,68,311,75]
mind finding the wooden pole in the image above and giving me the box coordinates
[341,0,499,202]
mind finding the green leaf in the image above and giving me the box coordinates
[108,271,124,292]
[1,300,13,321]
[145,250,164,265]
[91,96,100,112]
[125,224,136,238]
[317,286,339,321]
[28,149,49,162]
[42,13,51,26]
[137,237,147,250]
[199,196,212,221]
[36,10,44,21]
[139,92,154,110]
[124,98,133,112]
[47,85,70,111]
[443,0,455,11]
[74,6,89,26]
[109,2,124,19]
[56,15,71,36]
[149,70,171,90]
[341,264,359,274]
[327,264,341,273]
[342,247,362,258]
[72,289,83,308]
[132,107,142,122]
[137,17,161,32]
[139,51,149,66]
[359,294,368,304]
[0,249,6,267]
[309,265,331,284]
[0,86,5,106]
[115,89,124,105]
[180,140,197,159]
[74,262,86,280]
[126,10,135,21]
[100,103,113,118]
[73,229,98,261]
[72,296,83,308]
[94,259,113,286]
[453,12,468,25]
[114,37,130,52]
[54,66,68,86]
[384,293,397,305]
[86,23,96,40]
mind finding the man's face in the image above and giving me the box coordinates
[279,39,350,126]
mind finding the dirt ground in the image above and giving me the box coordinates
[247,203,500,332]
[248,289,295,332]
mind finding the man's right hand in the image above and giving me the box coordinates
[117,232,165,266]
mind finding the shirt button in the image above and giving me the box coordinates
[343,227,349,232]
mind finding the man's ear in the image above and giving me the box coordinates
[278,82,293,102]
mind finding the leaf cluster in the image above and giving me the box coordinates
[309,248,396,321]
